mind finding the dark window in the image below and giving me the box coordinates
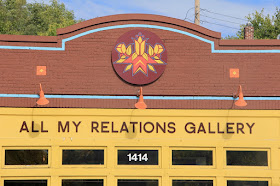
[227,180,268,186]
[62,150,104,165]
[4,180,47,186]
[118,150,158,165]
[172,150,213,165]
[173,180,213,186]
[118,179,158,186]
[226,151,268,166]
[62,179,103,186]
[5,150,48,165]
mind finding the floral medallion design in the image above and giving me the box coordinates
[112,30,167,85]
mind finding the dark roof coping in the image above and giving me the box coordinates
[57,13,222,39]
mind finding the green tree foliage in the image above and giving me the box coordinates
[222,35,240,40]
[0,0,80,36]
[228,8,280,39]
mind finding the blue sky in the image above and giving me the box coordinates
[28,0,279,38]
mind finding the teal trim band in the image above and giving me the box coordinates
[0,94,280,101]
[1,24,280,53]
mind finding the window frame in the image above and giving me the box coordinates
[60,176,106,186]
[170,177,216,186]
[1,177,50,186]
[225,177,271,186]
[2,146,51,169]
[59,146,106,168]
[224,148,270,169]
[170,147,216,169]
[116,177,161,186]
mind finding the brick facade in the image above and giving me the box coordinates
[0,14,279,109]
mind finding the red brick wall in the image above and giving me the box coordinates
[0,14,279,109]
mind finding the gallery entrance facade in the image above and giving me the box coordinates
[0,108,278,186]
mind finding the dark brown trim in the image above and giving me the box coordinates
[56,14,221,39]
[0,34,58,43]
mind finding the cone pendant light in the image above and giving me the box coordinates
[36,83,49,105]
[234,85,247,107]
[135,87,147,109]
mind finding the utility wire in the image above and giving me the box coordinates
[184,7,247,24]
[200,14,243,25]
[184,7,195,21]
[183,7,244,30]
[200,8,247,21]
[187,13,240,30]
[200,20,240,30]
[185,17,193,22]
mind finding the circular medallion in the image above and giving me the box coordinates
[112,30,167,85]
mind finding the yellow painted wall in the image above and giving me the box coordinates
[0,108,279,186]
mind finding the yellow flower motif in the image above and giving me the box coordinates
[154,44,164,54]
[114,32,166,75]
[126,45,132,56]
[116,43,126,54]
[148,45,154,56]
[135,36,146,55]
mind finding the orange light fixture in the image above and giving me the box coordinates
[234,85,247,107]
[36,83,49,106]
[135,87,147,109]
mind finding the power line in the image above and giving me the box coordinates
[185,17,193,22]
[184,7,195,21]
[200,20,240,30]
[186,13,240,30]
[184,8,247,24]
[183,7,244,30]
[200,8,247,21]
[200,14,243,25]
